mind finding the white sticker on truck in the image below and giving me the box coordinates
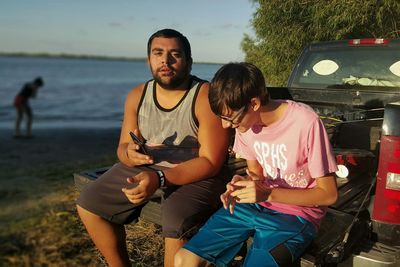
[389,61,400,77]
[313,59,339,76]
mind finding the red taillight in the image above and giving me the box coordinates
[372,135,400,224]
[335,149,374,178]
[349,38,389,45]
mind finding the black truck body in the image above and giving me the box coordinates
[283,38,400,266]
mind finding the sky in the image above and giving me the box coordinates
[0,1,257,63]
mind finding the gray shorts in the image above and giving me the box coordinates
[76,162,229,239]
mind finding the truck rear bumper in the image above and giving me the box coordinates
[339,241,399,267]
[301,241,400,267]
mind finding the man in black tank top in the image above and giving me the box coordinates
[76,29,230,267]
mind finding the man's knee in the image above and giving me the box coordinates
[162,194,218,238]
[76,204,105,225]
[162,207,207,239]
[162,177,227,238]
[76,203,86,216]
[162,193,190,237]
[76,204,95,220]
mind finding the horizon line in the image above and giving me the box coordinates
[0,51,223,65]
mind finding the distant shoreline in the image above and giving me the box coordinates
[0,52,147,62]
[0,52,222,65]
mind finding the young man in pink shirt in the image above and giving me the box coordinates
[175,62,338,267]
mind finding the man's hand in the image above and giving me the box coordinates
[126,129,153,166]
[122,171,159,204]
[229,169,271,204]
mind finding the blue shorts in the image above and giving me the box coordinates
[183,203,316,267]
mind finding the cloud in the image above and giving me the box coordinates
[76,29,89,36]
[169,22,181,29]
[109,22,123,28]
[219,23,242,30]
[40,39,76,51]
[191,23,242,38]
[193,29,212,37]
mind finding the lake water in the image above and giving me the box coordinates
[0,56,222,129]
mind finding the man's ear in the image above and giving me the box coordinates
[187,57,193,72]
[250,97,262,111]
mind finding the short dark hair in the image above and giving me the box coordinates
[208,62,269,116]
[147,29,192,63]
[33,77,44,86]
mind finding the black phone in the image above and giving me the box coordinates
[129,131,149,155]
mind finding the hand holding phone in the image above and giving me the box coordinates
[129,131,149,155]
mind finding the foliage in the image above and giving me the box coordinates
[243,0,400,86]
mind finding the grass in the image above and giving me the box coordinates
[0,155,164,267]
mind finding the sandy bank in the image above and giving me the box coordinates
[0,127,120,171]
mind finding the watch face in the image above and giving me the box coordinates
[335,164,349,178]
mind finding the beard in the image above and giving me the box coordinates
[150,65,190,89]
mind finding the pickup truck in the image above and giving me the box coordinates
[280,38,400,266]
[74,38,400,266]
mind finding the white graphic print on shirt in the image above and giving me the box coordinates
[253,141,308,188]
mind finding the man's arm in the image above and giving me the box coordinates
[162,83,230,185]
[117,84,153,167]
[122,82,230,204]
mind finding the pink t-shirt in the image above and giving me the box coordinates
[233,100,337,228]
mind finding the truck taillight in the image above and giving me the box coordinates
[372,102,400,245]
[373,135,400,223]
[349,38,389,45]
[386,172,400,191]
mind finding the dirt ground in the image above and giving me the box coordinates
[0,127,120,169]
[0,128,164,267]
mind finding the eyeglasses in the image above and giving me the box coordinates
[217,106,247,125]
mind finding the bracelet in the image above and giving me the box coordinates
[156,170,166,188]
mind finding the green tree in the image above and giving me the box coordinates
[243,0,400,86]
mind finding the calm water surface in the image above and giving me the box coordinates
[0,56,222,129]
